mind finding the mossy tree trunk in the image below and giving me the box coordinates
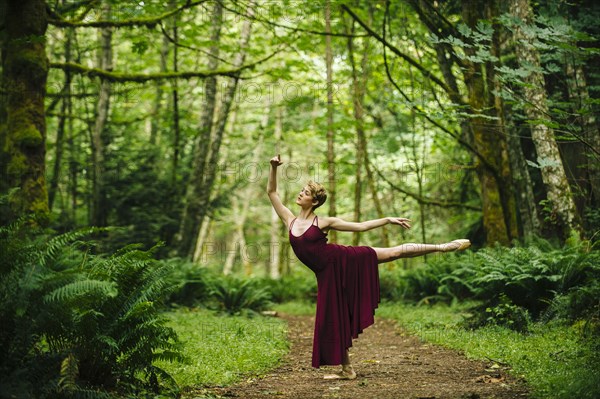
[0,0,49,225]
[509,0,583,239]
[462,0,518,245]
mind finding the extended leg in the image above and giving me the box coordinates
[373,240,470,264]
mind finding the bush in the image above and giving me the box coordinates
[390,238,600,330]
[0,220,182,398]
[210,276,272,316]
[162,258,215,306]
[260,274,317,303]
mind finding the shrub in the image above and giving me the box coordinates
[0,220,181,398]
[162,258,215,307]
[260,274,317,303]
[210,276,272,316]
[392,238,600,330]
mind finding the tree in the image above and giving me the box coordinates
[508,0,583,239]
[0,0,49,225]
[325,0,338,243]
[90,1,113,227]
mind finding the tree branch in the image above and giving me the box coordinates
[216,0,369,38]
[50,50,278,83]
[370,161,481,211]
[341,3,451,95]
[47,0,208,28]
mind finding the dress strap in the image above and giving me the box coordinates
[312,215,318,227]
[289,218,297,231]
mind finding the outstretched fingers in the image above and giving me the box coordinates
[389,217,412,229]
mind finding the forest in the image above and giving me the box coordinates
[1,0,599,398]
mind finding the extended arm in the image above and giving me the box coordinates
[322,216,411,232]
[267,155,294,226]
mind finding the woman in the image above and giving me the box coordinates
[267,155,470,380]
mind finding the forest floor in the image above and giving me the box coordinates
[184,314,530,399]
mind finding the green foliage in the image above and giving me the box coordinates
[483,294,531,332]
[386,239,600,330]
[210,276,272,316]
[155,308,288,388]
[161,258,215,306]
[259,273,317,303]
[0,220,182,398]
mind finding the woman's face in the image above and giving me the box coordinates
[296,186,316,208]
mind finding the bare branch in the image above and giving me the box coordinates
[371,161,481,211]
[47,0,208,28]
[217,0,369,38]
[341,3,451,95]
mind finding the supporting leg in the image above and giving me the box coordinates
[323,349,357,380]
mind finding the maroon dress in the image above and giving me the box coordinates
[289,216,380,368]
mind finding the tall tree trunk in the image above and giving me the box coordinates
[192,215,211,263]
[364,150,389,247]
[509,0,583,239]
[462,0,516,244]
[180,2,255,258]
[270,107,281,279]
[486,1,519,242]
[90,1,112,227]
[505,111,541,236]
[564,55,600,207]
[67,74,77,224]
[49,27,73,211]
[493,16,540,237]
[346,17,365,246]
[407,0,517,244]
[325,0,337,243]
[0,0,49,225]
[177,1,223,256]
[150,0,174,146]
[170,6,180,188]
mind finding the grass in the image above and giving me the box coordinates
[273,301,315,316]
[154,307,288,389]
[378,301,600,399]
[155,301,598,398]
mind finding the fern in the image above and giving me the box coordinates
[44,279,118,303]
[211,276,272,315]
[0,221,182,397]
[58,353,79,393]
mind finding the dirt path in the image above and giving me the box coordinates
[192,314,529,399]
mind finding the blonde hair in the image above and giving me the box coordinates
[306,180,327,210]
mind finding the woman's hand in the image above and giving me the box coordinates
[270,154,283,168]
[388,217,411,229]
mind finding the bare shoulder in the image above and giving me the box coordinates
[317,216,339,230]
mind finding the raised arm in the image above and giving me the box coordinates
[321,216,411,233]
[267,155,294,226]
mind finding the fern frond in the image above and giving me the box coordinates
[58,352,79,393]
[44,279,118,303]
[39,227,107,268]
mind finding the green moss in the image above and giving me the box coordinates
[6,45,48,82]
[8,101,44,147]
[14,125,43,147]
[6,152,27,177]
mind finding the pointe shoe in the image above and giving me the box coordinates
[449,239,471,251]
[323,369,357,380]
